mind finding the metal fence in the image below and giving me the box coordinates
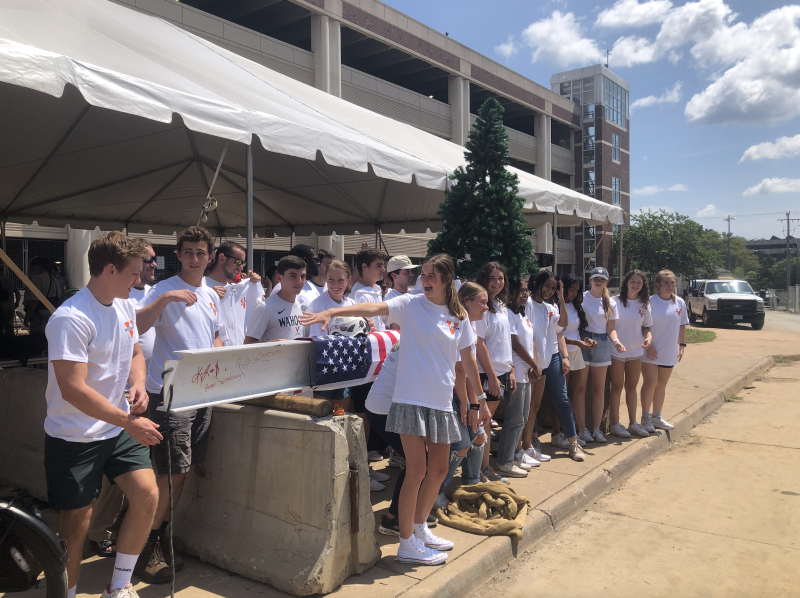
[2,238,67,289]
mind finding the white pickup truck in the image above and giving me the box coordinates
[688,279,765,330]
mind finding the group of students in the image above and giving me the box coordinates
[41,224,691,598]
[300,259,690,566]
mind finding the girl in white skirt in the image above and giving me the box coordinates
[301,254,481,566]
[641,269,689,432]
[609,270,653,438]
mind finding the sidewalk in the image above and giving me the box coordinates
[471,354,800,597]
[30,314,800,598]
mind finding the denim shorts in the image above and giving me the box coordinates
[581,332,612,367]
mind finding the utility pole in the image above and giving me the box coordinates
[723,215,736,272]
[780,212,800,289]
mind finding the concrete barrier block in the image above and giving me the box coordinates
[0,368,48,500]
[174,406,380,595]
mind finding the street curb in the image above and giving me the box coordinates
[398,356,775,598]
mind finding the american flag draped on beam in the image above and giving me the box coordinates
[310,331,400,391]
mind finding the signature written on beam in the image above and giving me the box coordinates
[192,361,220,385]
[205,371,246,393]
[236,348,283,373]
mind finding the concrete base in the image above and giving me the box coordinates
[0,368,380,596]
[170,405,380,595]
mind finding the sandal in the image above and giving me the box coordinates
[89,539,117,557]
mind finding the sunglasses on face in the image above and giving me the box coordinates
[220,253,246,267]
[142,257,157,264]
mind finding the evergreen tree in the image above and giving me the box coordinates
[428,98,537,280]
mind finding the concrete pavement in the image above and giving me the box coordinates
[11,311,800,598]
[471,358,800,598]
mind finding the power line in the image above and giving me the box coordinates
[694,211,785,219]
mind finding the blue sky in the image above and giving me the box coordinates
[389,0,799,241]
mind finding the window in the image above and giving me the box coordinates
[612,177,621,205]
[556,226,572,240]
[604,78,628,127]
[612,133,620,161]
[583,123,595,164]
[583,168,596,197]
[551,170,571,189]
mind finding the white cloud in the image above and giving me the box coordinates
[495,35,518,59]
[596,0,673,29]
[633,183,688,195]
[743,178,800,196]
[695,204,719,217]
[630,81,682,112]
[740,135,800,163]
[522,11,604,67]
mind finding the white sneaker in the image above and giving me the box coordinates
[628,422,650,437]
[388,450,406,469]
[496,462,528,477]
[397,536,447,565]
[609,422,631,438]
[515,449,540,467]
[367,450,384,462]
[523,446,550,463]
[370,468,390,482]
[592,428,607,443]
[550,432,571,449]
[652,415,674,430]
[641,414,656,434]
[415,524,454,551]
[491,419,500,429]
[102,584,140,598]
[370,477,385,492]
[579,428,594,444]
[513,458,532,471]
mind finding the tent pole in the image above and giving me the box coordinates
[618,226,624,285]
[552,212,558,274]
[1,217,6,276]
[246,144,254,270]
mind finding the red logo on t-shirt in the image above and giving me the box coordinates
[240,297,246,310]
[525,318,532,328]
[547,311,554,322]
[209,302,217,316]
[638,309,645,318]
[124,320,134,338]
[446,320,459,335]
[675,308,682,316]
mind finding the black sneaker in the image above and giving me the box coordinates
[134,537,172,584]
[159,525,184,573]
[378,514,400,536]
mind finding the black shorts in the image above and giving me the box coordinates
[147,391,212,475]
[658,365,675,369]
[479,372,511,401]
[349,382,373,413]
[44,431,151,511]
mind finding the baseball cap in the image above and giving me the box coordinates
[589,267,610,280]
[387,255,417,273]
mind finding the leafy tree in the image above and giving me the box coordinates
[698,230,760,279]
[428,98,537,280]
[616,209,711,278]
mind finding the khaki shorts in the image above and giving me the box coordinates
[568,346,586,371]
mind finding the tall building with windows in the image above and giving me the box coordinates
[551,65,630,287]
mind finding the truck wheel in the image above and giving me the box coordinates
[689,309,696,324]
[752,320,764,330]
[702,310,712,327]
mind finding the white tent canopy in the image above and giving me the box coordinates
[0,0,624,240]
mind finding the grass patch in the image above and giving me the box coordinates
[726,394,743,402]
[686,328,716,344]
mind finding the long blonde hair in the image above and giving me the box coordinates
[655,269,677,303]
[425,254,466,320]
[601,286,613,318]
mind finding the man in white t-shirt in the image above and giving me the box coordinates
[384,255,417,301]
[245,256,307,343]
[135,226,225,582]
[44,232,161,598]
[127,241,157,366]
[271,244,323,311]
[204,240,264,346]
[309,248,333,294]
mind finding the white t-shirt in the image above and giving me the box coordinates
[643,295,689,367]
[246,292,306,342]
[412,277,462,293]
[527,297,559,370]
[139,276,226,394]
[272,280,321,312]
[611,297,653,359]
[307,291,354,337]
[128,285,155,367]
[352,283,386,332]
[582,291,618,334]
[561,303,582,343]
[474,301,514,375]
[204,277,264,346]
[365,340,400,415]
[509,310,535,383]
[45,287,138,442]
[386,294,476,411]
[383,288,404,302]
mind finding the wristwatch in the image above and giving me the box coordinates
[469,404,480,411]
[679,343,687,347]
